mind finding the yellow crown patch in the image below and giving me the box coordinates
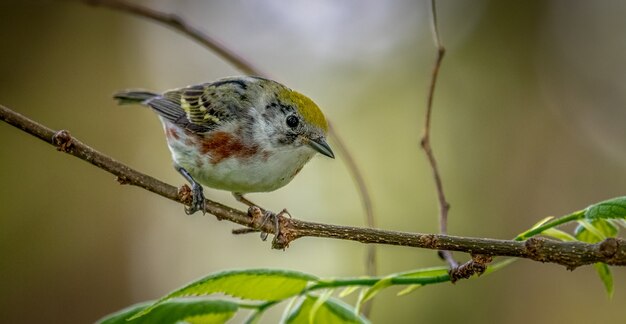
[279,88,328,132]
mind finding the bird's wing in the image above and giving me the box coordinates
[147,81,250,133]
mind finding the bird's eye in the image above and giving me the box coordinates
[286,115,299,128]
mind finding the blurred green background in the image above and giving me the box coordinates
[1,0,625,323]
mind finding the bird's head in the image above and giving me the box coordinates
[258,82,334,159]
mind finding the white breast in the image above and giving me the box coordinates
[161,120,316,193]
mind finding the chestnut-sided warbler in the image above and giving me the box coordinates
[114,76,334,222]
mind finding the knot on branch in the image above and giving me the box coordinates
[419,135,430,151]
[524,237,547,262]
[449,254,492,283]
[599,238,618,258]
[272,216,297,250]
[247,205,265,225]
[177,184,193,205]
[437,46,446,58]
[116,175,130,185]
[421,234,438,248]
[52,130,73,152]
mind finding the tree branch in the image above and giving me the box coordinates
[2,104,626,270]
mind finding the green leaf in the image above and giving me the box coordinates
[309,290,334,324]
[338,286,360,298]
[358,266,450,301]
[515,216,554,240]
[575,219,618,243]
[357,276,393,310]
[394,266,450,279]
[244,308,266,324]
[131,269,317,320]
[575,220,605,242]
[286,296,369,324]
[279,297,303,324]
[396,284,422,296]
[595,219,618,237]
[97,299,238,324]
[541,228,576,242]
[532,216,555,229]
[584,196,626,220]
[593,263,614,299]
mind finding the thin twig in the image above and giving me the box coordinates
[84,0,378,288]
[420,0,456,268]
[2,104,626,270]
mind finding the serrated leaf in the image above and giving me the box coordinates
[593,263,614,299]
[97,299,238,324]
[131,269,317,320]
[585,196,626,220]
[541,228,576,242]
[286,296,369,324]
[396,284,422,296]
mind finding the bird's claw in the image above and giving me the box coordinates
[258,208,289,241]
[184,183,206,215]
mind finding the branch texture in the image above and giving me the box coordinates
[2,104,626,270]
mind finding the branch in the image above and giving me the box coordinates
[2,104,626,270]
[421,0,456,267]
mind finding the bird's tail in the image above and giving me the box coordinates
[113,90,159,105]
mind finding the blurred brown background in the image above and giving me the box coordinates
[1,0,625,323]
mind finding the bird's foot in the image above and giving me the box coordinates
[248,206,290,241]
[175,165,206,215]
[183,183,206,215]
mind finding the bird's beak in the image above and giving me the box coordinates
[308,137,335,159]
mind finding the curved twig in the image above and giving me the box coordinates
[421,0,456,267]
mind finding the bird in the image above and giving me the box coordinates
[114,76,334,237]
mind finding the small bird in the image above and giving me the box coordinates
[114,76,334,234]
